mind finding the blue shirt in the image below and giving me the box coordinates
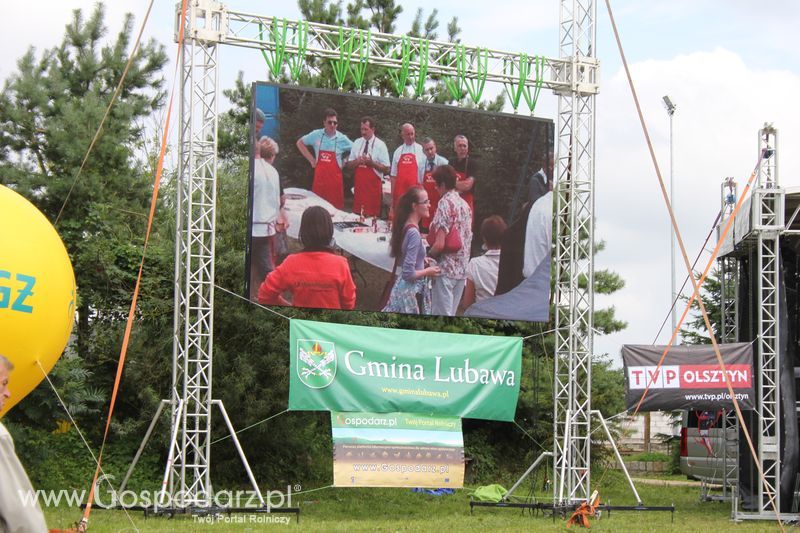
[300,129,353,167]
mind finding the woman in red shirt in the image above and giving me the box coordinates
[258,205,356,309]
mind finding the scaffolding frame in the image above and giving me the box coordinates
[160,0,599,507]
[736,125,784,519]
[552,0,597,505]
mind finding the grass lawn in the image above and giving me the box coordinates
[42,470,787,532]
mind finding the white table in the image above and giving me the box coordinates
[282,188,394,272]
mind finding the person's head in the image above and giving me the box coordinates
[255,108,266,135]
[454,134,469,159]
[0,355,13,412]
[299,205,334,252]
[400,123,416,145]
[360,117,376,140]
[259,136,279,162]
[389,186,428,258]
[422,138,438,161]
[527,168,549,205]
[433,164,457,192]
[480,215,507,250]
[322,108,339,136]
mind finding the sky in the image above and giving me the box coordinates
[3,1,799,366]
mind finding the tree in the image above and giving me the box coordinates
[0,4,170,431]
[680,268,722,345]
[0,3,167,352]
[291,0,504,109]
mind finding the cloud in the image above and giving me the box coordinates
[594,47,800,363]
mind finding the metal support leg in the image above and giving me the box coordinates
[119,399,170,493]
[592,410,642,505]
[213,400,266,506]
[503,452,553,501]
[157,399,184,509]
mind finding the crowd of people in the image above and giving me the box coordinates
[249,106,552,318]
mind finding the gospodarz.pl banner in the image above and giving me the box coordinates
[289,319,522,421]
[331,411,464,488]
[622,342,755,411]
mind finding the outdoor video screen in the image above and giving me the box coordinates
[245,82,554,323]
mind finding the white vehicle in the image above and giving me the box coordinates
[679,410,737,483]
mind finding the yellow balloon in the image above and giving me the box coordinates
[0,185,75,416]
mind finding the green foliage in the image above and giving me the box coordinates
[9,352,104,431]
[0,6,167,314]
[627,451,671,462]
[462,431,498,484]
[680,268,722,345]
[5,421,162,492]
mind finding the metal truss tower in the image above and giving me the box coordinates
[746,125,783,518]
[162,0,598,506]
[718,193,740,502]
[168,0,224,506]
[552,0,597,505]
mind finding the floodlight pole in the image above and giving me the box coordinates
[662,95,676,341]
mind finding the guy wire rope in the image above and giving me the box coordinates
[78,2,188,528]
[604,0,783,526]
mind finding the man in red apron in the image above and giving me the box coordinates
[420,137,448,231]
[345,116,390,217]
[452,134,477,218]
[389,123,426,219]
[296,108,353,209]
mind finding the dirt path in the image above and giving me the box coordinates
[631,477,706,487]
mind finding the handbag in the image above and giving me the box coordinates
[425,223,462,254]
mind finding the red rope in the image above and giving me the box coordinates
[77,2,189,530]
[603,0,783,528]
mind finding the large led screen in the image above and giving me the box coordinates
[246,82,553,323]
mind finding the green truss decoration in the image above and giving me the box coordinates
[284,21,309,81]
[523,55,545,114]
[503,54,545,114]
[331,27,358,89]
[463,48,489,105]
[349,29,371,90]
[443,44,467,101]
[407,39,430,98]
[387,35,413,96]
[258,19,288,78]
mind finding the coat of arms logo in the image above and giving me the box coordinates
[296,339,337,389]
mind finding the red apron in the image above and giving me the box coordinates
[393,151,419,210]
[421,167,440,231]
[455,169,474,215]
[353,163,382,217]
[313,150,344,209]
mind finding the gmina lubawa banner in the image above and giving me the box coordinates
[622,342,755,412]
[288,319,522,421]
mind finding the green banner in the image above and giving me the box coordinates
[289,320,522,421]
[332,411,464,488]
